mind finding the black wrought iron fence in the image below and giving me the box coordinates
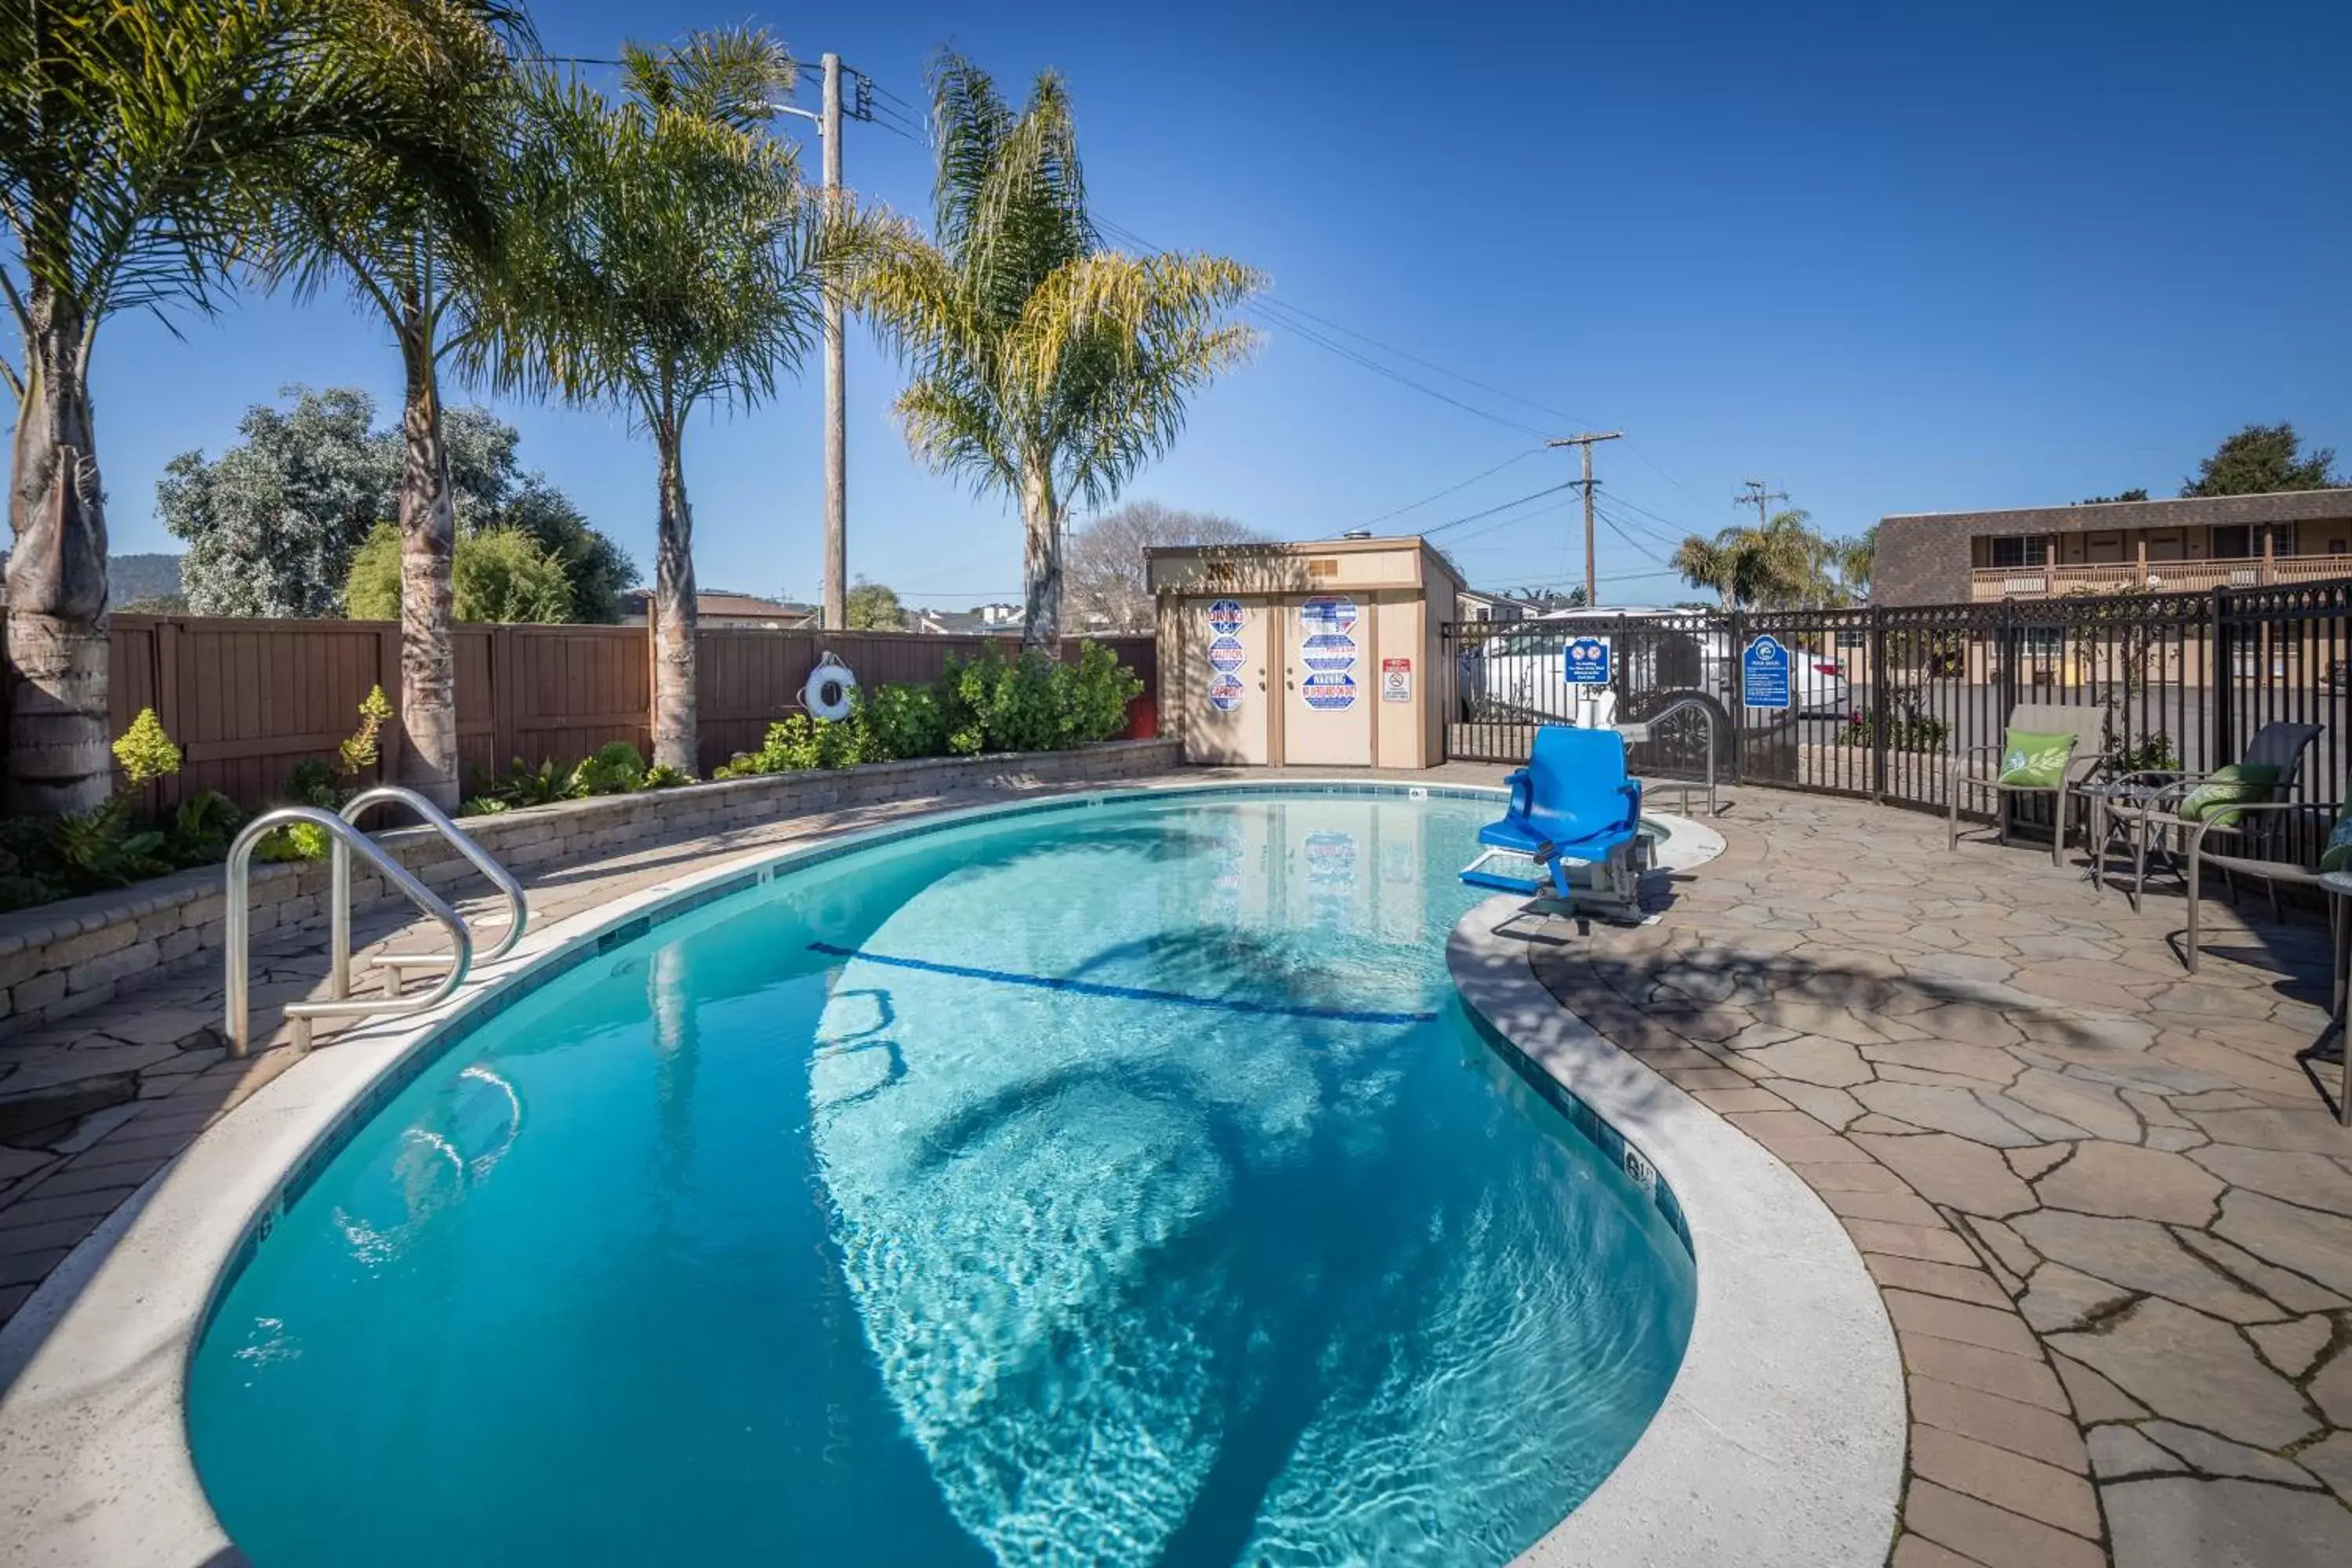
[1440,581,2352,849]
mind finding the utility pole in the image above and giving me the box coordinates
[819,53,846,630]
[1736,477,1788,532]
[772,56,873,630]
[1548,431,1623,606]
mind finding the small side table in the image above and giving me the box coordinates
[2311,870,2352,1127]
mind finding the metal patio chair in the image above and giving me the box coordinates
[2092,721,2322,911]
[1947,703,2111,869]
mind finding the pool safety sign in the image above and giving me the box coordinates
[1302,632,1358,671]
[1299,594,1359,635]
[1564,636,1611,686]
[1296,594,1359,710]
[1203,600,1247,713]
[1381,656,1412,702]
[1302,673,1357,710]
[1743,633,1791,710]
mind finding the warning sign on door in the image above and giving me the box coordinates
[1206,634,1247,673]
[1301,672,1356,710]
[1299,594,1358,635]
[1381,657,1412,702]
[1207,673,1246,712]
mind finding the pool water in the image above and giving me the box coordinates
[189,793,1696,1567]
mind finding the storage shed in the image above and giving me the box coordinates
[1146,537,1461,768]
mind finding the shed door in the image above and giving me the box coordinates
[1188,596,1271,765]
[1282,594,1374,767]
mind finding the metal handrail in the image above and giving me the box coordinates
[332,786,528,999]
[1615,693,1723,818]
[225,808,473,1058]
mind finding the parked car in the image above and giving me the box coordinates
[1461,608,1852,720]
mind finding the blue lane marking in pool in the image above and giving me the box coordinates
[804,941,1438,1026]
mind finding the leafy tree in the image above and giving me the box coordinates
[2077,489,2149,504]
[2181,423,2343,496]
[345,522,572,622]
[163,387,392,617]
[439,406,636,620]
[259,1,523,806]
[1503,585,1588,612]
[161,387,630,620]
[853,53,1260,648]
[0,0,489,813]
[1065,500,1263,632]
[483,28,835,777]
[844,578,906,630]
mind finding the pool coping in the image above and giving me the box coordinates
[1450,898,1907,1568]
[0,779,1736,1566]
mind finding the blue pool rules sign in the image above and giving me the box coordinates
[1563,636,1611,686]
[1743,633,1791,710]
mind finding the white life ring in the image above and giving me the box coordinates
[804,653,858,721]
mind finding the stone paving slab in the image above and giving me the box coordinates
[1525,788,2349,1568]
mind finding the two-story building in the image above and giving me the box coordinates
[1873,489,2352,605]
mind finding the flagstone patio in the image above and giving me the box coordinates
[0,768,2345,1567]
[1517,789,2349,1568]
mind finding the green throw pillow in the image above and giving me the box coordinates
[1997,728,2078,788]
[2177,764,2281,829]
[2322,804,2352,873]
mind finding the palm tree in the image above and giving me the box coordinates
[481,28,829,776]
[261,2,526,808]
[854,53,1260,648]
[0,0,486,813]
[1672,508,1842,610]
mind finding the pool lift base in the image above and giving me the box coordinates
[1460,839,1650,924]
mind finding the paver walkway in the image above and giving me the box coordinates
[2,768,2346,1568]
[1525,790,2350,1568]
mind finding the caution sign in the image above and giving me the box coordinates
[1206,634,1247,673]
[1207,673,1246,712]
[1207,597,1243,634]
[1381,657,1412,702]
[1301,672,1356,710]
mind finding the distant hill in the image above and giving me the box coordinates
[111,554,183,610]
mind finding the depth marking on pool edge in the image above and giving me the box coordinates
[804,942,1436,1027]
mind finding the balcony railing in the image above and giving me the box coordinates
[1969,554,2351,601]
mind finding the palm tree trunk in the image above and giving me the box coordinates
[651,426,699,775]
[394,303,459,809]
[1018,463,1063,650]
[4,281,111,815]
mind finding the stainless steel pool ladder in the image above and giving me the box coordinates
[1613,695,1723,818]
[224,787,528,1057]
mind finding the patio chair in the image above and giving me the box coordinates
[1946,703,2111,868]
[1462,724,1644,908]
[2091,721,2322,910]
[2183,797,2349,1127]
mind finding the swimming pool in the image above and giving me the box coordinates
[187,790,1697,1567]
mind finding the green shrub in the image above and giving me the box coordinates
[857,681,945,760]
[568,741,647,797]
[112,708,183,784]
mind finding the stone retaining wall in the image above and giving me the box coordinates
[0,739,1179,1039]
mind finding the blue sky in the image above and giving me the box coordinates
[85,0,2352,608]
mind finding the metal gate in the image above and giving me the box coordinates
[1440,580,2352,849]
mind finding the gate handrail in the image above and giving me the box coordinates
[225,808,472,1057]
[1616,692,1723,818]
[331,786,528,1000]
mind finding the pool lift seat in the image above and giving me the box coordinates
[1461,725,1647,916]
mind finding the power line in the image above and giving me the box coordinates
[1417,481,1577,538]
[1326,446,1546,536]
[1250,296,1596,426]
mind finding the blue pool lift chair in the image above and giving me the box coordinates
[1461,726,1646,913]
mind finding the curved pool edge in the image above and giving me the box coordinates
[0,779,1726,1567]
[1449,898,1906,1568]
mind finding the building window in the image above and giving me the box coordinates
[2211,523,2297,560]
[1988,535,2051,568]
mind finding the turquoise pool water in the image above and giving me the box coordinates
[189,791,1696,1567]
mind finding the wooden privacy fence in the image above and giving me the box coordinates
[75,613,1156,812]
